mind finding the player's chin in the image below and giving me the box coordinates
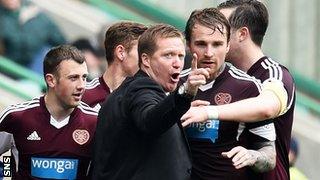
[165,82,178,92]
[69,100,80,108]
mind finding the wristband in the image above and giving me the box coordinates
[203,106,219,120]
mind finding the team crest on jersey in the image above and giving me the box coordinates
[72,129,90,145]
[214,93,232,105]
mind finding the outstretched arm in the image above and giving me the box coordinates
[217,90,281,121]
[181,80,288,126]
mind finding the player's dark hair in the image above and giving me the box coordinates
[217,0,248,9]
[218,0,269,46]
[104,21,147,64]
[185,7,230,43]
[43,45,85,79]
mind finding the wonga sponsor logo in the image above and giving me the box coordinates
[31,157,78,179]
[186,120,220,143]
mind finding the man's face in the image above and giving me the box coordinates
[188,23,229,80]
[123,40,139,76]
[0,0,21,11]
[52,60,88,109]
[147,37,185,92]
[219,8,241,64]
[84,51,102,79]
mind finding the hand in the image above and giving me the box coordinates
[221,146,259,169]
[181,106,208,127]
[191,100,210,107]
[185,53,210,96]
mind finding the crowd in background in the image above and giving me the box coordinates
[0,0,105,80]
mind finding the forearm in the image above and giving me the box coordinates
[215,92,281,122]
[0,132,14,154]
[181,92,281,127]
[250,141,276,172]
[135,92,191,135]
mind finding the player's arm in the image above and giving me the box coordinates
[221,141,276,172]
[181,79,288,126]
[251,141,276,172]
[217,79,288,121]
[0,132,14,154]
[0,108,15,154]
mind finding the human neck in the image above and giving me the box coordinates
[44,93,73,121]
[236,43,265,72]
[141,66,155,79]
[103,63,127,92]
[208,63,226,82]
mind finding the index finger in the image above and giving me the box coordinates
[191,53,198,70]
[191,100,210,107]
[221,146,242,158]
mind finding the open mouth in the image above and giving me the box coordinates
[171,72,180,82]
[73,93,82,100]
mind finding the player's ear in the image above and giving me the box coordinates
[45,74,56,88]
[141,53,151,68]
[238,27,249,42]
[115,44,126,61]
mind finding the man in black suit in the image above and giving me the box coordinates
[91,23,210,180]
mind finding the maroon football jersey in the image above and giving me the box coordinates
[247,56,295,180]
[82,76,111,110]
[0,96,98,179]
[181,64,275,180]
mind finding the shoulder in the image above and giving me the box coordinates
[259,57,293,81]
[77,102,99,118]
[259,57,295,92]
[0,97,41,123]
[85,77,101,90]
[227,64,262,91]
[128,75,163,93]
[83,77,110,106]
[120,75,166,105]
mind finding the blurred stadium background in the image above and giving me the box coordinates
[0,0,319,179]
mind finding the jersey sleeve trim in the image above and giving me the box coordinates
[261,58,282,81]
[78,102,99,116]
[261,79,288,116]
[85,78,100,89]
[228,65,262,92]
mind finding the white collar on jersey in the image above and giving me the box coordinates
[199,80,215,92]
[50,116,70,129]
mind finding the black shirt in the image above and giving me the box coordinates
[91,70,192,180]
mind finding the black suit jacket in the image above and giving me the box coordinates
[92,70,192,180]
